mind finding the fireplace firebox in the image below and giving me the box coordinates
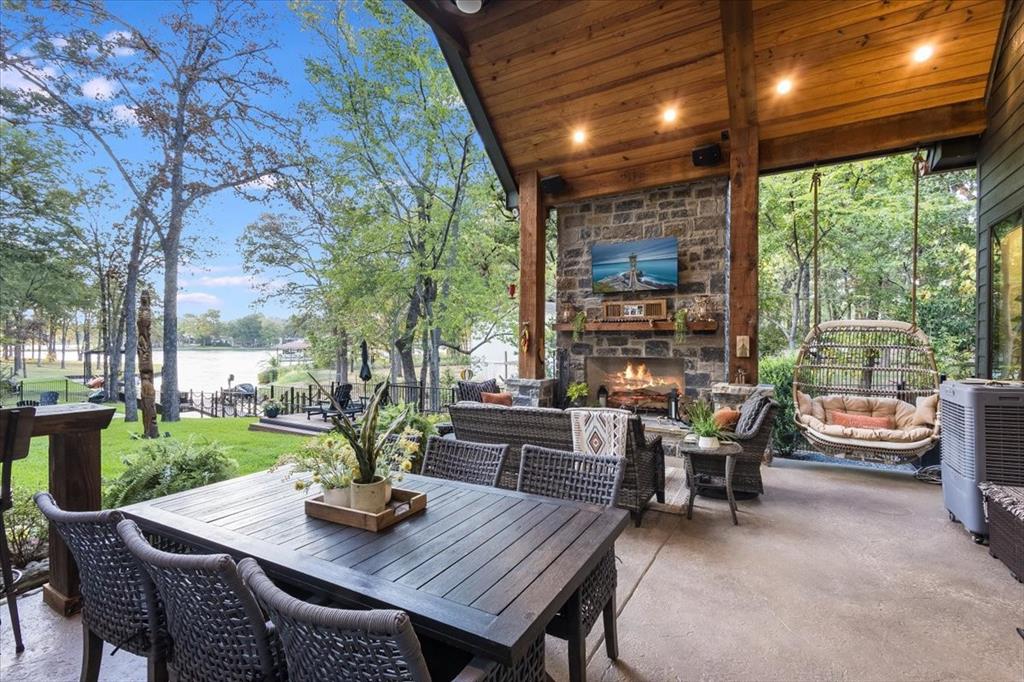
[585,357,684,413]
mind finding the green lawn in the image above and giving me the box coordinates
[13,416,302,494]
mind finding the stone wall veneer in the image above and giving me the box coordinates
[555,178,729,398]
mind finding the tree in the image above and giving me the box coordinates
[294,0,517,405]
[2,0,298,419]
[758,153,978,376]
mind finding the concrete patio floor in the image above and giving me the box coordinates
[2,458,1022,681]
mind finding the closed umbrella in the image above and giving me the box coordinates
[359,341,372,401]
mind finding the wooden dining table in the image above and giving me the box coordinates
[123,469,629,678]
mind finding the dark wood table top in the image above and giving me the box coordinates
[123,470,629,664]
[27,403,116,436]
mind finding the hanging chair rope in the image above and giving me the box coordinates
[811,168,822,328]
[910,150,925,329]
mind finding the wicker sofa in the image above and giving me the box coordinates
[447,401,665,524]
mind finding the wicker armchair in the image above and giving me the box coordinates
[116,519,286,682]
[701,397,779,496]
[238,558,545,682]
[421,436,509,487]
[34,492,177,682]
[448,402,664,525]
[518,445,623,678]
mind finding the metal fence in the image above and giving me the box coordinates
[1,377,457,416]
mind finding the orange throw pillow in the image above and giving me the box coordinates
[829,410,894,430]
[481,391,513,406]
[713,407,741,430]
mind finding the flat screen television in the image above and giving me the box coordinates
[591,236,678,293]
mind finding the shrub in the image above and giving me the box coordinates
[3,486,48,568]
[759,353,803,457]
[104,435,237,507]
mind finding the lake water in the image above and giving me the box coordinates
[152,349,276,393]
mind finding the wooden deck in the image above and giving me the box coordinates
[248,412,334,436]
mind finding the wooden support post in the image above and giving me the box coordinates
[517,170,546,379]
[721,0,759,383]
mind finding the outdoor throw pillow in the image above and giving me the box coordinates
[457,378,500,402]
[912,394,939,426]
[735,396,768,435]
[713,407,741,430]
[829,410,895,430]
[481,391,513,406]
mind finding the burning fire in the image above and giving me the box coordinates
[619,361,653,387]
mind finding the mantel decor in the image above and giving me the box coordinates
[602,298,669,322]
[686,295,719,333]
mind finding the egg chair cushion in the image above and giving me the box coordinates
[795,392,938,444]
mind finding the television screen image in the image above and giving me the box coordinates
[591,236,678,293]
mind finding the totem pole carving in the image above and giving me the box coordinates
[138,290,159,438]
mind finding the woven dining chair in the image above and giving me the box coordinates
[1,406,34,654]
[517,445,624,674]
[238,558,543,682]
[116,519,286,682]
[420,436,509,487]
[34,493,170,681]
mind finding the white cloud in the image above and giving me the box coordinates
[103,30,136,57]
[179,292,221,306]
[112,103,138,125]
[81,76,117,100]
[50,37,69,49]
[239,174,278,191]
[1,63,56,95]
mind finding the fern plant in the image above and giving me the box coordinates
[104,435,236,507]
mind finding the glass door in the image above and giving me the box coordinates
[991,208,1023,380]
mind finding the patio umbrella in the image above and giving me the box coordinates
[358,340,372,399]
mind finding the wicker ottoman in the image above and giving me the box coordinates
[980,482,1024,583]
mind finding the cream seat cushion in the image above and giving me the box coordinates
[795,391,939,445]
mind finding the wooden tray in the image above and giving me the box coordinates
[304,488,426,532]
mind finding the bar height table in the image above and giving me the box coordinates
[27,403,115,615]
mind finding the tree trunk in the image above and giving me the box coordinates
[160,241,180,420]
[122,218,145,422]
[82,317,91,383]
[75,319,82,361]
[60,318,69,369]
[334,327,349,384]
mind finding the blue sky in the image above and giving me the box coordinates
[5,0,355,319]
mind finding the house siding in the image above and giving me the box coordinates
[977,0,1024,377]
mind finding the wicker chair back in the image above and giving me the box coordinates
[117,519,284,682]
[518,446,624,507]
[421,436,509,487]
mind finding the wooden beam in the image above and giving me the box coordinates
[721,0,759,384]
[759,100,988,173]
[517,170,546,379]
[402,0,469,57]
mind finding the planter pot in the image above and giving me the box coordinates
[350,477,388,513]
[263,407,280,418]
[384,479,393,505]
[698,436,720,450]
[323,487,350,507]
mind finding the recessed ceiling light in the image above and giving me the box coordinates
[572,128,586,144]
[912,44,934,63]
[662,107,678,123]
[454,0,484,14]
[776,78,793,95]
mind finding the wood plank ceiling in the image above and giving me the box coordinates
[414,0,1005,203]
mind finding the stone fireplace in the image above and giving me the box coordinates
[555,178,729,409]
[585,357,684,412]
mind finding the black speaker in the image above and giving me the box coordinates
[540,174,568,195]
[692,143,723,167]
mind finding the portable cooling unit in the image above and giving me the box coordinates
[940,380,1024,540]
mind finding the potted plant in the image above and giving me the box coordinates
[261,399,283,418]
[687,399,725,449]
[274,434,355,507]
[571,310,588,341]
[325,380,409,513]
[566,382,589,407]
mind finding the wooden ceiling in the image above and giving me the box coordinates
[408,0,1006,203]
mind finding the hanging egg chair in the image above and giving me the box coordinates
[790,157,941,465]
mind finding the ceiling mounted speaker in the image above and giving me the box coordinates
[454,0,484,14]
[692,143,723,167]
[540,175,568,195]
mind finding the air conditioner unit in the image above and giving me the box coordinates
[941,380,1024,542]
